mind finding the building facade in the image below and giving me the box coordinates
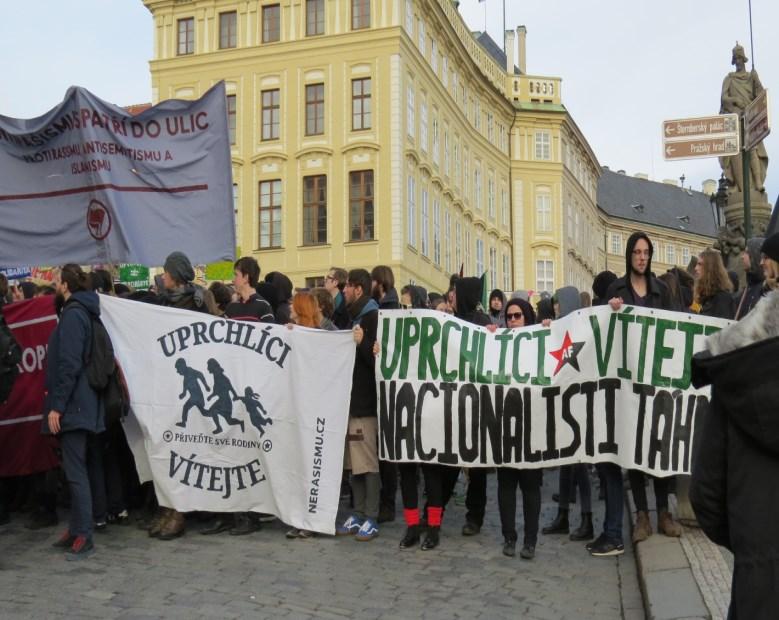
[142,0,614,294]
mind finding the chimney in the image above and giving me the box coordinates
[702,179,717,195]
[662,179,679,186]
[516,25,527,74]
[505,30,515,73]
[633,173,649,180]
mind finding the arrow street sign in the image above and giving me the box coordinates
[744,89,770,151]
[662,113,740,161]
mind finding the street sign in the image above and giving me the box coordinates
[662,113,740,161]
[664,136,740,160]
[744,89,770,151]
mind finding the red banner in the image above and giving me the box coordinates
[0,297,60,477]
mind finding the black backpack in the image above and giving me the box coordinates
[71,302,130,425]
[0,313,22,404]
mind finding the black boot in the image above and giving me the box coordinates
[502,537,517,557]
[399,525,420,550]
[542,508,569,535]
[421,526,440,550]
[570,512,594,541]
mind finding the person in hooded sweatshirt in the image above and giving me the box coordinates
[590,231,680,557]
[541,287,594,543]
[734,236,765,319]
[46,264,106,561]
[690,274,779,620]
[487,288,506,327]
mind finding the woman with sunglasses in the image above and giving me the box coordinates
[497,298,543,559]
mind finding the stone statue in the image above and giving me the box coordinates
[719,43,769,194]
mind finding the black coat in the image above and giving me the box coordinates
[347,296,379,418]
[604,275,674,310]
[699,290,736,320]
[44,291,104,434]
[691,337,779,620]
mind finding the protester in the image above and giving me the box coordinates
[266,271,293,324]
[497,298,542,559]
[90,269,114,295]
[691,285,779,619]
[734,236,766,319]
[595,232,680,557]
[337,269,381,541]
[324,267,349,329]
[693,248,735,319]
[208,281,233,316]
[591,271,617,307]
[487,289,506,327]
[311,287,337,330]
[46,265,106,560]
[658,271,685,311]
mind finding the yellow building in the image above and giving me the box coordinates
[143,0,712,296]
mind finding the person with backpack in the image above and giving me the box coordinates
[45,264,106,560]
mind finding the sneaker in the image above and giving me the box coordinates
[230,513,261,536]
[256,513,276,523]
[336,515,363,536]
[52,530,76,548]
[461,521,481,536]
[519,544,535,560]
[502,538,516,557]
[354,518,379,541]
[286,527,315,539]
[94,520,108,533]
[586,533,608,552]
[107,510,130,526]
[65,536,95,561]
[589,536,625,557]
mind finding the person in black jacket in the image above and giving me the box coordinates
[691,289,779,620]
[734,236,765,319]
[693,248,735,319]
[589,231,680,557]
[336,269,381,541]
[46,265,105,561]
[324,267,350,329]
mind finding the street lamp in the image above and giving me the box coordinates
[709,174,728,229]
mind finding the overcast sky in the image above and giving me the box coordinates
[1,0,776,203]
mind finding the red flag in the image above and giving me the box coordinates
[0,297,60,477]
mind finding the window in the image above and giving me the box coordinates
[305,83,325,136]
[487,113,494,143]
[535,131,551,160]
[432,117,439,165]
[352,78,371,131]
[465,229,471,274]
[474,167,481,210]
[489,247,497,290]
[501,187,508,226]
[444,130,450,176]
[261,89,280,141]
[352,0,370,30]
[610,233,621,255]
[419,100,428,152]
[177,18,194,55]
[535,191,551,232]
[431,39,438,73]
[407,176,416,247]
[502,253,510,291]
[442,56,448,87]
[417,18,425,53]
[474,99,480,131]
[305,276,326,288]
[444,209,451,272]
[349,170,374,240]
[420,188,429,257]
[306,0,325,36]
[303,175,327,245]
[454,141,460,185]
[226,94,236,145]
[536,260,554,293]
[682,246,690,266]
[262,5,280,43]
[666,244,676,265]
[406,85,415,138]
[233,183,240,245]
[219,11,237,49]
[475,238,484,276]
[405,0,414,33]
[433,198,441,265]
[567,204,573,239]
[259,180,282,249]
[463,151,469,198]
[455,220,462,272]
[488,177,495,219]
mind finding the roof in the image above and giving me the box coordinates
[124,103,152,116]
[597,168,717,237]
[472,31,520,75]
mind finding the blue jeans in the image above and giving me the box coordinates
[597,462,624,543]
[60,430,106,538]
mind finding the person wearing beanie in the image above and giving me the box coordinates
[487,288,506,327]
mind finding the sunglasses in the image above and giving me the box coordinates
[506,312,523,320]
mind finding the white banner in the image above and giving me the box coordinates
[100,296,355,534]
[376,307,730,477]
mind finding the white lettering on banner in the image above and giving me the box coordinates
[99,295,356,535]
[376,308,731,477]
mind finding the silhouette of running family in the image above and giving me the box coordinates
[174,358,273,435]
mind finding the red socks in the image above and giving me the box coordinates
[428,507,443,527]
[403,508,420,527]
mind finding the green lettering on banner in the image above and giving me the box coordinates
[459,326,480,382]
[399,317,420,379]
[633,315,656,383]
[379,317,402,380]
[589,313,617,376]
[651,319,677,387]
[531,330,551,386]
[511,331,532,383]
[617,308,636,380]
[475,332,493,383]
[493,331,513,385]
[418,317,441,380]
[439,320,461,382]
[672,321,705,390]
[704,325,722,336]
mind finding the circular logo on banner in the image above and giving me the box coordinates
[86,200,111,240]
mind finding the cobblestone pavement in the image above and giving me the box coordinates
[0,471,644,620]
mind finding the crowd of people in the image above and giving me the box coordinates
[1,230,778,586]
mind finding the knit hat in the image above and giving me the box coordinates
[761,232,779,263]
[163,251,195,284]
